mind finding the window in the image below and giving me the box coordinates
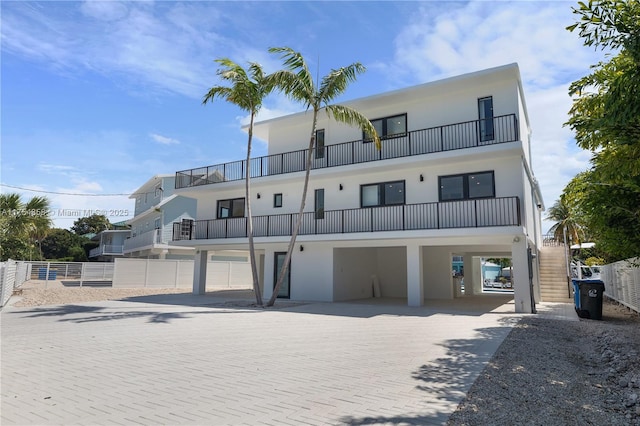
[478,97,494,142]
[154,184,162,198]
[217,198,245,218]
[364,113,407,142]
[439,171,495,201]
[274,193,283,208]
[314,189,324,219]
[360,180,405,207]
[315,129,325,159]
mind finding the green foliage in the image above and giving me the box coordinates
[0,193,52,260]
[71,214,112,235]
[41,228,91,261]
[486,258,512,269]
[584,256,606,266]
[563,0,640,262]
[545,197,587,246]
[268,47,381,150]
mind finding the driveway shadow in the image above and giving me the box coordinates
[340,319,517,425]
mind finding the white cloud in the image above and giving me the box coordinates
[149,133,180,145]
[386,1,605,233]
[0,2,240,98]
[391,2,602,89]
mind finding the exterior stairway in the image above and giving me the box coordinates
[539,245,573,302]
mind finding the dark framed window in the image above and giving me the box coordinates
[478,96,494,142]
[439,171,495,201]
[274,193,283,208]
[217,198,245,218]
[315,129,325,159]
[364,113,407,142]
[360,180,405,207]
[314,189,324,219]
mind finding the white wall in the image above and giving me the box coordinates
[423,247,455,299]
[263,65,522,156]
[333,247,378,301]
[289,244,333,301]
[376,247,407,298]
[190,152,525,223]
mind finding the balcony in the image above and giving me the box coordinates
[173,196,520,241]
[176,114,519,189]
[89,244,124,258]
[123,229,162,253]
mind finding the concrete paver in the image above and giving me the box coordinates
[1,295,573,425]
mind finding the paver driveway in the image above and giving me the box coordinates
[1,294,518,425]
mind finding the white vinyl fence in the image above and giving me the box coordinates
[112,258,252,290]
[25,261,113,286]
[602,257,640,314]
[1,260,31,307]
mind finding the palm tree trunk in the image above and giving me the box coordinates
[246,112,263,306]
[267,109,319,306]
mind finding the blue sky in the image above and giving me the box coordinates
[1,1,605,232]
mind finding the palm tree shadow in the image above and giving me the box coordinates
[340,319,516,425]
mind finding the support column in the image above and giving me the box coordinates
[462,254,477,295]
[512,237,532,313]
[407,243,424,307]
[192,249,208,295]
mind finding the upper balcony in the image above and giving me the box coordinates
[176,114,519,189]
[123,229,162,253]
[89,244,124,258]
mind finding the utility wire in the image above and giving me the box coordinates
[0,183,155,197]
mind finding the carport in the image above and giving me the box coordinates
[333,246,408,302]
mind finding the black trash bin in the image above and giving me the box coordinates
[575,279,605,320]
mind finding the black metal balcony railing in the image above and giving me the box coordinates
[173,196,521,241]
[175,114,519,189]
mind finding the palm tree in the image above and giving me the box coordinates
[0,193,51,260]
[203,59,273,307]
[24,196,52,260]
[546,197,585,246]
[266,47,380,307]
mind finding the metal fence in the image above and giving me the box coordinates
[175,196,521,241]
[602,257,640,314]
[0,261,118,307]
[176,114,519,189]
[0,260,31,307]
[542,233,564,247]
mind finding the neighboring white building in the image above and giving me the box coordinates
[171,63,544,312]
[123,174,196,259]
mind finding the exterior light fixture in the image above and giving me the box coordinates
[257,193,261,199]
[339,184,343,190]
[419,174,424,182]
[300,245,304,252]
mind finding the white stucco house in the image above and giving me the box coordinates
[123,174,197,259]
[171,63,544,313]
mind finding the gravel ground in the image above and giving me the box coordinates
[9,280,640,425]
[449,299,640,426]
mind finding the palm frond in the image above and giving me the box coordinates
[318,63,365,102]
[326,104,381,150]
[268,47,315,103]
